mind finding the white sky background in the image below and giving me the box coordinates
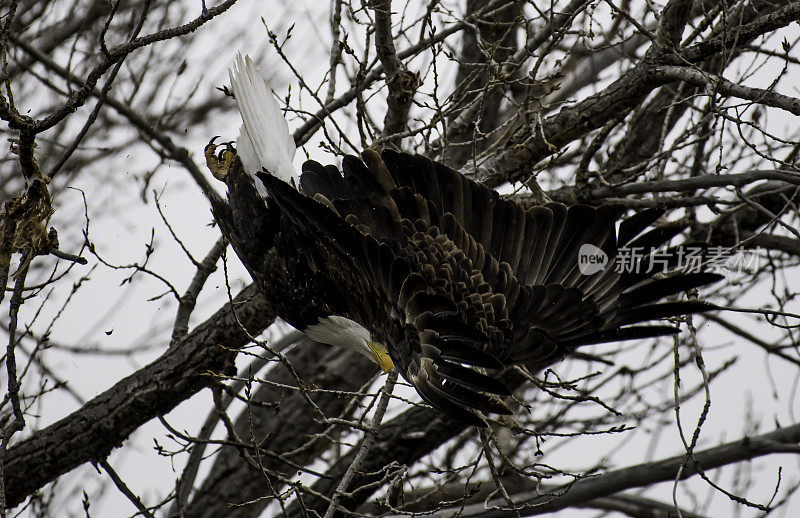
[5,0,800,516]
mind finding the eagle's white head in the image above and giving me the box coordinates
[304,316,394,373]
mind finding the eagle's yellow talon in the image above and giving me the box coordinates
[204,137,237,181]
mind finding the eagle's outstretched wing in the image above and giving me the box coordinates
[241,150,720,426]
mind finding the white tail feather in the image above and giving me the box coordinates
[229,53,297,188]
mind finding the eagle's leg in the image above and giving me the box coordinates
[204,136,237,181]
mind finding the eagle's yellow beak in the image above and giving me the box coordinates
[367,341,394,373]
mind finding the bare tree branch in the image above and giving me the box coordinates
[654,65,800,116]
[4,284,273,508]
[4,0,800,515]
[373,0,418,143]
[417,422,800,517]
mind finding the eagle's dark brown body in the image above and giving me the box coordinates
[211,148,719,426]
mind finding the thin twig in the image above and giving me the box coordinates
[0,251,30,514]
[170,237,227,345]
[323,371,398,518]
[99,459,156,518]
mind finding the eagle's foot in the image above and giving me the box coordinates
[204,136,237,181]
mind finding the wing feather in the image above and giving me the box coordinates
[618,208,664,246]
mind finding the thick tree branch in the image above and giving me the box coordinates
[372,0,417,142]
[4,284,273,508]
[419,422,800,516]
[654,65,800,116]
[657,0,694,47]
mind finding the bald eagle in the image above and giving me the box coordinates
[205,55,720,427]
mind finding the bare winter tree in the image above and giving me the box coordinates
[2,0,800,516]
